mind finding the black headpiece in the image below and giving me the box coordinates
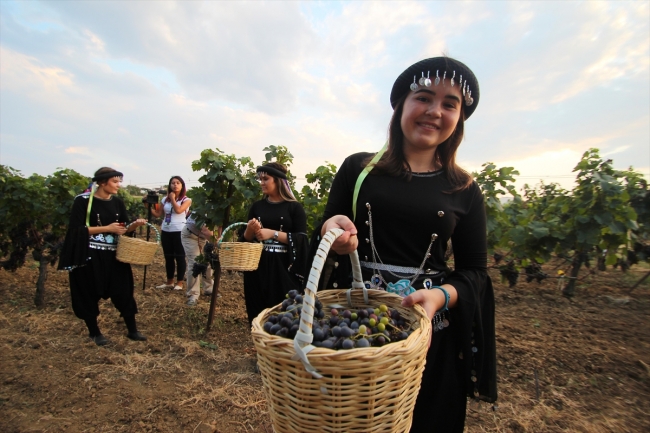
[390,57,480,119]
[92,170,124,182]
[256,166,287,180]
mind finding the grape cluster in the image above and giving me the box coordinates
[191,242,218,278]
[262,290,414,350]
[524,263,547,283]
[499,261,519,287]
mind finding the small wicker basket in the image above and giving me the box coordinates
[217,222,263,271]
[251,228,432,433]
[116,222,160,266]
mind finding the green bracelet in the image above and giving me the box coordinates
[431,286,450,312]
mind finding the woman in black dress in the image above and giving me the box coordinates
[59,167,148,346]
[312,57,497,432]
[241,162,309,325]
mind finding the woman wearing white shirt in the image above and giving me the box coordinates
[151,176,191,291]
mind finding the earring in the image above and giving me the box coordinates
[424,71,432,87]
[410,75,418,91]
[442,71,447,86]
[451,71,456,87]
[434,70,440,86]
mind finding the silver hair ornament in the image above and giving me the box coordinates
[424,71,432,87]
[419,72,427,86]
[410,75,419,91]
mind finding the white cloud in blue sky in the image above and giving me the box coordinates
[1,0,648,192]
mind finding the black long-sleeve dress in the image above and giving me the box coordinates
[309,152,497,433]
[241,199,309,324]
[58,192,138,321]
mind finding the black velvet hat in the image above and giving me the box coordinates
[390,57,480,119]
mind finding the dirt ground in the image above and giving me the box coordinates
[1,249,649,433]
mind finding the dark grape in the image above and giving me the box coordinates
[321,339,335,349]
[313,328,325,342]
[276,327,289,337]
[288,290,298,299]
[340,327,354,338]
[294,294,303,304]
[341,339,355,350]
[270,324,282,334]
[263,322,273,333]
[356,338,370,348]
[332,326,342,337]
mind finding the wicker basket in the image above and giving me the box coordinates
[251,228,432,433]
[217,222,263,271]
[116,223,160,265]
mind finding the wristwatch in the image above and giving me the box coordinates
[273,231,279,241]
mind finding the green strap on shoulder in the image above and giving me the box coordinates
[85,184,95,227]
[352,141,387,221]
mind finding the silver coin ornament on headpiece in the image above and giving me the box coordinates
[408,68,474,106]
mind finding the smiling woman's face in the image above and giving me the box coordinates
[400,84,463,151]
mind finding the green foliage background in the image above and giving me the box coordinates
[1,146,648,305]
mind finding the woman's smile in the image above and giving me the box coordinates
[401,87,462,151]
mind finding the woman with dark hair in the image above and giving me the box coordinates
[311,57,497,432]
[58,167,148,345]
[240,162,309,324]
[150,176,191,291]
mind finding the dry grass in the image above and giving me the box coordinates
[0,252,649,432]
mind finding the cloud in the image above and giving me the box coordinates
[0,47,74,93]
[482,1,649,114]
[42,1,317,114]
[1,0,647,191]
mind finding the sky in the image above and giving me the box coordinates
[1,0,648,194]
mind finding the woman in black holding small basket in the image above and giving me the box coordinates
[240,162,309,325]
[58,167,148,346]
[311,57,497,432]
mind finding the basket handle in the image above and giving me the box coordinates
[217,222,248,247]
[124,222,160,243]
[292,228,365,385]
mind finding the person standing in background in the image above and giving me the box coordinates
[240,162,309,324]
[182,212,220,306]
[150,176,191,291]
[58,167,148,346]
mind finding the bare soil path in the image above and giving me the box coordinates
[1,253,648,433]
